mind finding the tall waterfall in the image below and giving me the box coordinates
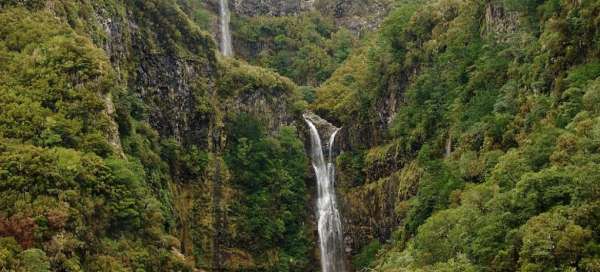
[304,117,346,272]
[219,0,233,56]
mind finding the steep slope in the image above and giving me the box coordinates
[184,0,398,86]
[3,0,599,271]
[313,0,600,270]
[0,1,314,271]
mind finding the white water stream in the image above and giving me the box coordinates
[219,0,233,57]
[304,117,346,272]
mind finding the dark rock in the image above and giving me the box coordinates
[231,0,314,16]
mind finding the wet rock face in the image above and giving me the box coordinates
[337,159,421,256]
[303,111,340,145]
[340,177,402,255]
[135,56,213,146]
[229,89,295,133]
[228,0,393,35]
[315,0,394,34]
[89,3,219,147]
[231,0,314,16]
[483,2,520,38]
[96,10,130,73]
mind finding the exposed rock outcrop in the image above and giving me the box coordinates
[203,0,396,48]
[64,1,218,147]
[50,2,307,269]
[231,0,314,16]
[315,0,395,34]
[303,111,340,145]
[102,92,126,158]
[483,2,520,39]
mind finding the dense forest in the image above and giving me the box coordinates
[0,0,599,271]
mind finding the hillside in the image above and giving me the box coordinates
[0,0,599,271]
[0,1,312,270]
[312,0,600,270]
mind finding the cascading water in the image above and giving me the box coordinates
[304,116,346,272]
[219,0,233,57]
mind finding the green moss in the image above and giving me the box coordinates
[329,1,600,269]
[0,6,199,270]
[224,115,311,270]
[232,12,358,86]
[218,58,296,98]
[353,239,382,269]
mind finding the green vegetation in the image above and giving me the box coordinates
[313,0,600,270]
[177,0,214,31]
[232,12,357,86]
[0,1,312,271]
[225,114,311,271]
[353,239,382,269]
[2,0,599,271]
[0,8,194,271]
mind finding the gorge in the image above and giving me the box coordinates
[0,0,599,271]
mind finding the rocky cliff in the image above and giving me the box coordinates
[196,0,395,87]
[218,0,395,33]
[0,1,313,270]
[313,1,600,271]
[324,0,525,260]
[5,0,592,271]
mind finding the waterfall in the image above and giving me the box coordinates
[219,0,233,57]
[304,116,346,272]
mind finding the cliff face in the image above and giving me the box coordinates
[315,0,600,271]
[198,0,394,88]
[228,0,394,34]
[314,0,396,34]
[72,1,218,147]
[231,0,315,16]
[0,1,312,271]
[104,9,306,270]
[330,0,525,260]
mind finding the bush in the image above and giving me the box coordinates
[353,239,382,269]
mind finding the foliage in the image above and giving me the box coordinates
[225,114,311,271]
[177,0,214,31]
[0,6,197,271]
[2,0,600,271]
[232,12,358,86]
[311,0,600,270]
[353,239,382,269]
[0,0,317,269]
